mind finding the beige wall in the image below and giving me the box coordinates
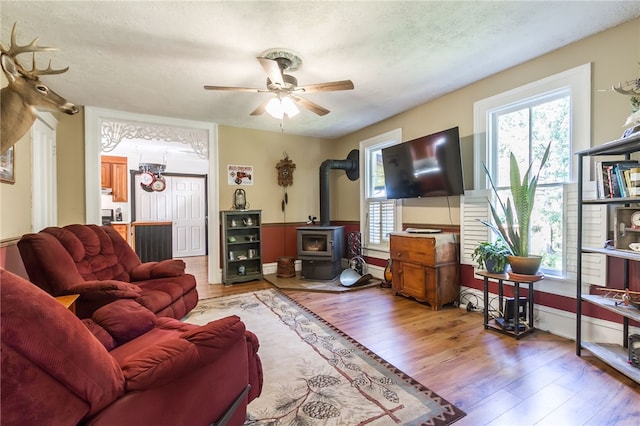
[56,108,86,226]
[218,125,329,224]
[0,131,32,239]
[2,18,638,240]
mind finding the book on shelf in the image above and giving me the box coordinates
[596,160,639,199]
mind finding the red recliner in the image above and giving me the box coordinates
[0,268,263,426]
[18,224,198,319]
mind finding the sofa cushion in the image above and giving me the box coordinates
[130,259,187,281]
[121,316,246,390]
[1,269,125,417]
[135,274,196,314]
[83,318,117,351]
[17,231,86,295]
[42,225,130,282]
[92,300,157,346]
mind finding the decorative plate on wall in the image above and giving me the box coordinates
[152,178,166,192]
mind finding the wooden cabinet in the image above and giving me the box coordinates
[221,210,263,284]
[576,132,640,383]
[101,155,128,202]
[111,223,130,245]
[390,232,459,310]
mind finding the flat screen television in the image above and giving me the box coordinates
[382,126,464,199]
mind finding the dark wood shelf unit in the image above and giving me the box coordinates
[576,131,640,384]
[221,210,263,284]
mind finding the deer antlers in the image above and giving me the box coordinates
[1,23,69,76]
[1,23,78,155]
[612,79,640,96]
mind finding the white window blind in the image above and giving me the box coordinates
[367,199,395,247]
[460,192,491,266]
[569,182,607,286]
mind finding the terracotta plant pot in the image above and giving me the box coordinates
[507,255,542,275]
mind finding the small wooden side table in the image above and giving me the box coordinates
[55,294,80,315]
[476,270,544,340]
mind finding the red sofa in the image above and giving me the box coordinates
[18,224,198,319]
[1,268,263,426]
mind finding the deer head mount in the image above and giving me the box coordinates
[1,23,78,155]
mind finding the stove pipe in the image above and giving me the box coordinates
[319,149,359,226]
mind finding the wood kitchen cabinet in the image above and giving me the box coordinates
[101,155,128,202]
[111,223,130,245]
[389,232,460,310]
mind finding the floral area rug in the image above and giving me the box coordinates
[183,289,465,425]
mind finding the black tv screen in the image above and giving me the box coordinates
[382,126,464,199]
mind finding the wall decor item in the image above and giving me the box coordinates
[151,177,166,192]
[138,162,167,192]
[227,165,253,185]
[0,146,15,184]
[276,155,296,187]
[1,23,78,155]
[276,153,296,213]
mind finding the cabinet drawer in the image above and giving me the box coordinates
[390,237,435,266]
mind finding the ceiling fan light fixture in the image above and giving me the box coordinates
[265,96,299,119]
[281,96,300,118]
[265,97,284,119]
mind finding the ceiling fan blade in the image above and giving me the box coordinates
[290,95,330,116]
[249,98,271,116]
[257,57,284,87]
[204,85,261,92]
[297,80,354,93]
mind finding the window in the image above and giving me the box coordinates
[473,64,591,278]
[360,129,402,256]
[492,91,570,272]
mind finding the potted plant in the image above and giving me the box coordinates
[471,240,510,273]
[481,143,551,275]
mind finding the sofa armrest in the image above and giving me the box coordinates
[121,315,246,390]
[67,280,142,299]
[130,259,186,281]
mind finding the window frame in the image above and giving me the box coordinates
[472,63,591,285]
[359,128,403,259]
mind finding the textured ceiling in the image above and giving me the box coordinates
[2,1,639,140]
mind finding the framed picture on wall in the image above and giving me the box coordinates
[0,146,15,184]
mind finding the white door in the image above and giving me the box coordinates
[172,176,206,257]
[135,175,173,221]
[135,175,206,257]
[31,113,58,231]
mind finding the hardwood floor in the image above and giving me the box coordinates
[182,256,640,425]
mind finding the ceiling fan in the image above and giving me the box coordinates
[204,49,354,118]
